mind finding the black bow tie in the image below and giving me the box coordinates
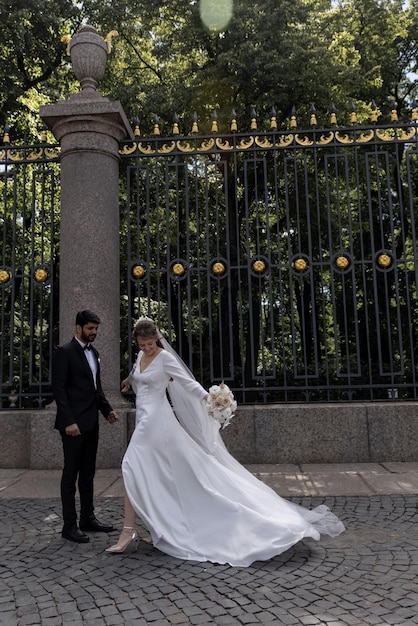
[84,344,92,351]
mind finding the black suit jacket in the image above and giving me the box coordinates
[52,337,113,432]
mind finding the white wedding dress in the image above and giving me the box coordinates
[122,348,345,567]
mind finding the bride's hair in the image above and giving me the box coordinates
[133,318,163,347]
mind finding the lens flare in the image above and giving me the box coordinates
[199,0,233,32]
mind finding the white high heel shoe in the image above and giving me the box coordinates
[105,526,138,553]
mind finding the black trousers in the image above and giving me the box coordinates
[60,424,99,529]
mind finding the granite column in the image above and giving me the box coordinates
[40,25,132,401]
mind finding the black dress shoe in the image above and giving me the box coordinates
[79,516,114,533]
[62,526,89,543]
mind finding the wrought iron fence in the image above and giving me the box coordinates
[120,116,418,403]
[2,113,418,407]
[0,140,60,409]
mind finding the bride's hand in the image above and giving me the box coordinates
[121,379,130,392]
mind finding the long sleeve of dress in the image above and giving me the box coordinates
[127,350,207,400]
[160,350,207,400]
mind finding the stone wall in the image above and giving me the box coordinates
[1,402,418,468]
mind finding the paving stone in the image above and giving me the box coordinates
[103,616,125,625]
[16,615,41,625]
[188,615,216,624]
[2,492,418,625]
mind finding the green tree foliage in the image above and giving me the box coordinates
[2,0,418,137]
[326,0,418,121]
[0,0,80,136]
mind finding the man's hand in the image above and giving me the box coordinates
[65,423,80,437]
[107,411,119,424]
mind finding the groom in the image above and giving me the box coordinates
[52,309,119,543]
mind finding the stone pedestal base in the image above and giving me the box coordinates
[2,402,418,468]
[0,405,136,469]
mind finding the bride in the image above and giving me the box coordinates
[106,318,345,567]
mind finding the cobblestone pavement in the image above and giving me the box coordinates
[1,494,418,626]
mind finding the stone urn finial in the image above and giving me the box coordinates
[62,24,118,94]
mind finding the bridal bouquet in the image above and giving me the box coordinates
[206,382,237,429]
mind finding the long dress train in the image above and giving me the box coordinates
[122,349,345,567]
